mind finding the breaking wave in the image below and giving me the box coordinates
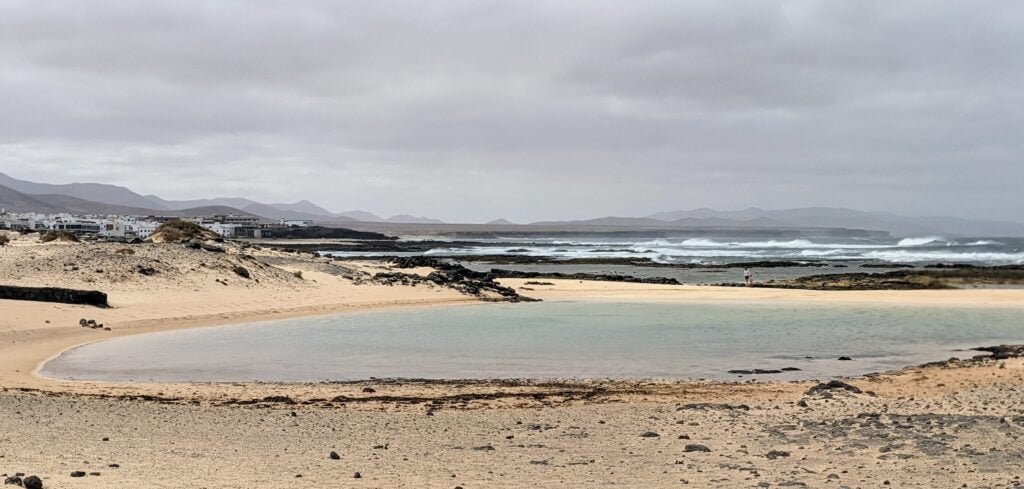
[384,235,1024,265]
[896,237,946,247]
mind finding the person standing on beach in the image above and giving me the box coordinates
[744,268,752,286]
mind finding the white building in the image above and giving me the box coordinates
[204,222,237,238]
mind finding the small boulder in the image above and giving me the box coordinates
[684,444,711,453]
[329,451,341,460]
[805,380,862,396]
[23,476,42,489]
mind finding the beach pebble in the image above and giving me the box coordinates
[3,476,22,486]
[766,450,791,459]
[22,476,42,489]
[329,451,341,460]
[684,444,711,453]
[838,356,853,361]
[70,471,86,477]
[640,431,660,437]
[353,472,362,478]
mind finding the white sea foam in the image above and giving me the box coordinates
[897,236,942,246]
[411,235,1019,265]
[863,250,1024,264]
[962,240,1003,246]
[677,238,889,249]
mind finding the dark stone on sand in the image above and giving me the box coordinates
[22,476,42,489]
[805,380,862,396]
[232,266,251,279]
[684,444,711,453]
[4,476,22,486]
[766,450,791,459]
[728,368,783,374]
[972,345,1024,360]
[70,471,86,477]
[837,356,853,361]
[678,403,750,411]
[640,431,660,437]
[329,451,341,460]
[261,395,296,404]
[108,464,119,468]
[781,367,802,371]
[0,285,108,307]
[362,387,376,393]
[353,472,362,479]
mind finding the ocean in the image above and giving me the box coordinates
[415,236,1024,265]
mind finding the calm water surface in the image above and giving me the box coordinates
[42,301,1024,382]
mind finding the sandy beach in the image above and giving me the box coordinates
[3,236,1024,487]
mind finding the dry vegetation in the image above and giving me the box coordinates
[148,220,221,243]
[38,230,79,243]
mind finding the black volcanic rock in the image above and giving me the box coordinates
[0,285,108,307]
[805,380,862,396]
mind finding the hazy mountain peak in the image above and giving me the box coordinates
[269,200,335,217]
[386,214,445,224]
[0,171,164,210]
[334,210,384,222]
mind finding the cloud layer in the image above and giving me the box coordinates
[2,0,1021,222]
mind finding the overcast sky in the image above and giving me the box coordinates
[1,0,1021,223]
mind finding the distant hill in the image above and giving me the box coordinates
[0,184,70,213]
[529,215,793,229]
[0,184,260,218]
[269,200,335,217]
[486,218,517,225]
[530,216,667,227]
[0,171,451,224]
[0,171,161,209]
[144,195,260,211]
[335,210,385,222]
[385,214,445,224]
[646,207,1024,237]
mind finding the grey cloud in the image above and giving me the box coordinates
[0,0,1021,222]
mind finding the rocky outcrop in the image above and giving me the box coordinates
[724,265,1024,290]
[0,285,108,307]
[488,269,681,285]
[383,257,537,302]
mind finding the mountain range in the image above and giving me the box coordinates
[0,172,442,224]
[2,171,1022,237]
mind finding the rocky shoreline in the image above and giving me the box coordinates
[726,266,1024,290]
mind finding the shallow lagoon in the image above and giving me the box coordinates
[42,301,1024,382]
